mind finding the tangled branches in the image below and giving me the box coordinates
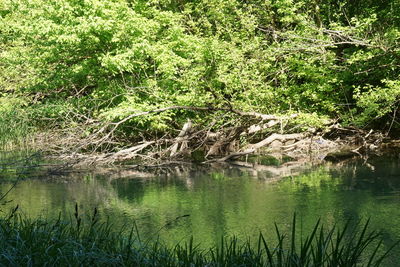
[35,105,338,165]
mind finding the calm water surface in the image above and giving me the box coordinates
[1,151,400,264]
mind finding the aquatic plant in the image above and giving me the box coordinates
[0,206,397,266]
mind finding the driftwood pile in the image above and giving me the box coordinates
[35,106,384,166]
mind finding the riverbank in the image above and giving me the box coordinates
[2,121,398,187]
[27,119,395,169]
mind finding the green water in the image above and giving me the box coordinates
[1,151,400,264]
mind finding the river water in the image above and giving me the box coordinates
[1,151,399,264]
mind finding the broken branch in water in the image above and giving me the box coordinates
[36,105,333,165]
[206,133,305,162]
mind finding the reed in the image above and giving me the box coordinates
[0,207,397,266]
[0,108,32,150]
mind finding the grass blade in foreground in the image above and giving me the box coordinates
[0,209,397,266]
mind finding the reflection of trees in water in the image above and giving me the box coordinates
[328,154,400,192]
[277,162,400,265]
[0,151,45,181]
[1,153,399,262]
[0,173,117,218]
[108,164,400,259]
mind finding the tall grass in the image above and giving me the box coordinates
[0,107,32,150]
[0,206,397,266]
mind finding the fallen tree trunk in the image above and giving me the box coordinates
[206,133,304,162]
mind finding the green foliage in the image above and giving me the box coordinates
[1,0,400,140]
[0,97,32,148]
[291,112,331,130]
[354,80,400,126]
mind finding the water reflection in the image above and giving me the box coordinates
[0,152,399,264]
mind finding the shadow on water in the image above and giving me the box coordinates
[1,150,399,265]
